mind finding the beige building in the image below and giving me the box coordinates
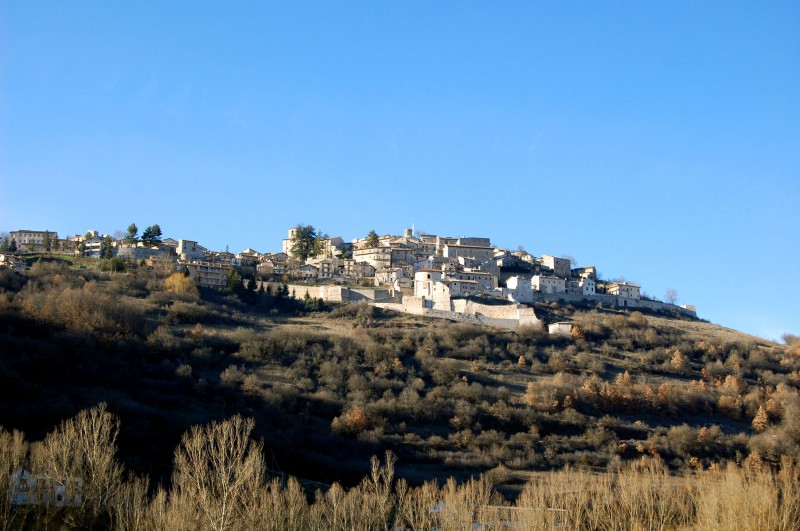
[442,244,495,262]
[446,270,498,292]
[444,279,480,296]
[178,240,207,261]
[573,266,597,280]
[353,247,392,270]
[9,230,59,252]
[532,275,566,294]
[300,264,319,278]
[259,257,288,277]
[375,267,406,286]
[541,255,571,278]
[607,282,641,299]
[308,259,335,278]
[183,260,232,288]
[341,260,376,279]
[457,237,491,247]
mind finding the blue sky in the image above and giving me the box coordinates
[1,2,798,340]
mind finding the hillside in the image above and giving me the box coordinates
[1,258,799,528]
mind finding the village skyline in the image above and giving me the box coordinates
[3,3,797,340]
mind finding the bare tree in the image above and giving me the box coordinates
[0,426,29,530]
[171,415,265,531]
[665,289,678,305]
[111,473,149,531]
[30,403,124,527]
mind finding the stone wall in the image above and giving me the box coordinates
[375,296,541,330]
[532,292,697,317]
[267,283,400,304]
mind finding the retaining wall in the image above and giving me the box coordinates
[532,292,697,317]
[374,297,541,330]
[264,283,401,303]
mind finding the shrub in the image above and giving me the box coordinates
[164,272,199,299]
[332,406,369,436]
[168,301,212,324]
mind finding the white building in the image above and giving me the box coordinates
[414,270,444,298]
[505,276,533,303]
[532,275,566,295]
[0,254,26,271]
[579,277,596,296]
[548,322,574,335]
[607,282,640,300]
[353,247,392,270]
[445,270,497,292]
[178,240,206,261]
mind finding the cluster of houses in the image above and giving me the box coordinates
[1,229,243,289]
[269,227,647,304]
[1,226,696,319]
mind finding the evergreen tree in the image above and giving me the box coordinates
[102,235,114,259]
[141,227,152,247]
[42,232,52,253]
[313,231,328,258]
[125,223,138,245]
[290,225,318,261]
[149,224,163,245]
[226,269,243,294]
[365,229,380,248]
[140,225,162,248]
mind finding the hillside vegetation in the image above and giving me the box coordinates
[1,259,799,528]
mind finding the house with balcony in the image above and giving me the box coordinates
[11,468,83,507]
[183,260,232,288]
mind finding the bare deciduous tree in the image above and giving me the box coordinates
[171,415,265,531]
[0,426,29,530]
[665,288,678,305]
[30,402,124,527]
[112,473,149,531]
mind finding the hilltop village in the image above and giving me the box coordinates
[0,226,696,329]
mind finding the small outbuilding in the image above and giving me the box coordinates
[548,322,574,335]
